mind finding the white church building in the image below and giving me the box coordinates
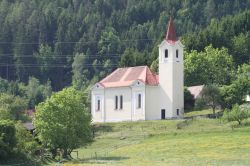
[91,17,184,122]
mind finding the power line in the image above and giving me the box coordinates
[0,55,122,59]
[0,63,119,66]
[0,53,123,57]
[0,63,119,68]
[0,38,156,45]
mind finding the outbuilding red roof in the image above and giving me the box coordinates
[187,85,204,99]
[99,66,159,88]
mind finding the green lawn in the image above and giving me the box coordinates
[184,109,222,117]
[110,130,250,166]
[56,118,250,166]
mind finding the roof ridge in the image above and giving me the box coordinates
[100,68,119,83]
[118,65,147,69]
[138,66,147,82]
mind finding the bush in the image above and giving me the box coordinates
[0,121,41,161]
[0,120,16,159]
[0,93,28,121]
[222,104,250,125]
[15,122,40,156]
[0,108,11,120]
[25,77,52,108]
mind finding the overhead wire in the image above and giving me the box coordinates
[0,38,156,45]
[0,53,123,58]
[0,63,119,68]
[0,53,122,68]
[0,54,122,59]
[0,38,155,70]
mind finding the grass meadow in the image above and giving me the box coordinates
[56,114,250,166]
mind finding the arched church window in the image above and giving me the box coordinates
[176,49,179,58]
[115,96,118,110]
[165,49,168,58]
[120,95,123,110]
[96,96,101,112]
[137,94,142,109]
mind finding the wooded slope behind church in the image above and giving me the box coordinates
[91,17,184,122]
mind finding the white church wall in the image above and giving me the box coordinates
[104,87,133,122]
[131,84,146,121]
[172,41,184,117]
[159,86,173,118]
[159,41,174,118]
[145,86,161,120]
[158,40,184,118]
[91,89,104,122]
[172,60,184,117]
[92,85,146,123]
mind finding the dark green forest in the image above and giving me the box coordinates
[0,0,249,91]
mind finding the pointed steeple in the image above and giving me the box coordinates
[165,16,177,43]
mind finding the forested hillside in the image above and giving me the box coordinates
[0,0,249,91]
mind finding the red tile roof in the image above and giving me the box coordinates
[99,66,159,88]
[187,85,204,99]
[165,16,177,43]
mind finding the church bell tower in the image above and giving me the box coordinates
[158,17,184,118]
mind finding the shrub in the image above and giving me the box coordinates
[0,93,28,121]
[222,104,250,125]
[0,120,16,159]
[15,122,40,156]
[0,108,11,120]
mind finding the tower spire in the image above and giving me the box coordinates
[165,16,177,43]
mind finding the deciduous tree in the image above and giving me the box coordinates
[196,84,221,115]
[220,63,250,109]
[34,88,92,158]
[222,104,250,125]
[185,45,234,86]
[0,93,27,120]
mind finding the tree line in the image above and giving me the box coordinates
[0,0,249,91]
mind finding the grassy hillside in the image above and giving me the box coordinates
[50,118,250,166]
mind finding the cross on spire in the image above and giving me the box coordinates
[165,16,177,43]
